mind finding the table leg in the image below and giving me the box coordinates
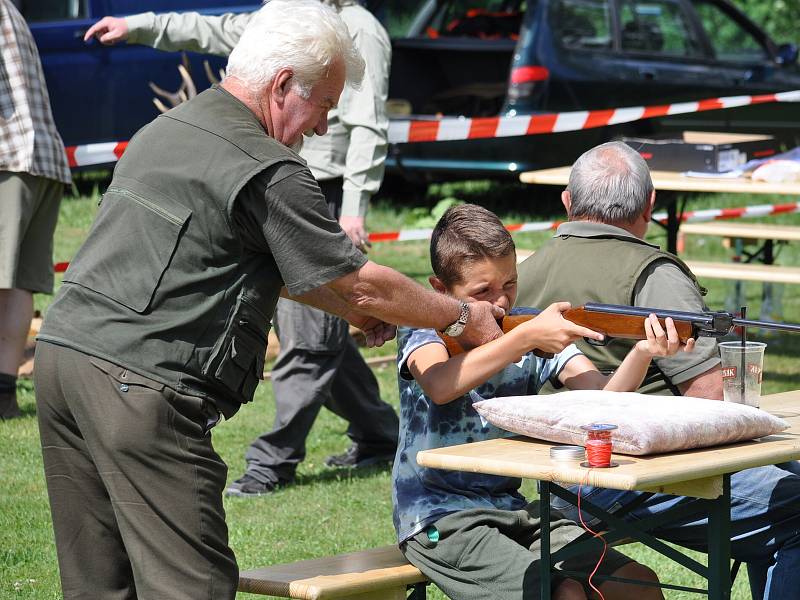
[707,474,732,600]
[540,481,552,600]
[667,196,679,254]
[652,191,682,254]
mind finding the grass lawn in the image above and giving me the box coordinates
[3,181,800,598]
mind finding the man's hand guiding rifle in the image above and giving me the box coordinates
[440,302,800,358]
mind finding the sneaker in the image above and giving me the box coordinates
[224,474,276,497]
[324,444,396,469]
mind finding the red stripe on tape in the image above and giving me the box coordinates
[697,98,724,111]
[505,223,523,232]
[583,109,615,129]
[408,121,440,143]
[65,146,77,168]
[718,208,747,219]
[526,114,558,134]
[750,93,778,104]
[367,232,401,242]
[769,203,800,215]
[468,117,500,139]
[641,104,671,119]
[54,262,69,273]
[114,141,128,159]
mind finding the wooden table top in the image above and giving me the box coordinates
[416,391,800,500]
[679,221,800,241]
[520,167,800,196]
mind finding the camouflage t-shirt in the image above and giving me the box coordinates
[392,318,583,543]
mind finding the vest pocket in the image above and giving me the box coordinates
[63,186,192,313]
[203,296,269,402]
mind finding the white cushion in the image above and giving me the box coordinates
[472,390,788,456]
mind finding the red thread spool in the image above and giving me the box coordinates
[580,424,618,468]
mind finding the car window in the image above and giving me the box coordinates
[692,0,768,62]
[551,0,612,51]
[20,0,88,22]
[369,0,432,37]
[619,0,701,56]
[426,0,527,39]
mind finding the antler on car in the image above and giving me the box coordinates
[203,60,225,86]
[149,62,197,113]
[148,54,226,114]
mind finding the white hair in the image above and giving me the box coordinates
[225,0,364,97]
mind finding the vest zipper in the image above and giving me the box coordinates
[107,186,186,226]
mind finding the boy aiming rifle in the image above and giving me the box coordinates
[392,203,695,600]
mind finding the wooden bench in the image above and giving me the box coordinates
[683,260,800,285]
[518,248,800,285]
[238,545,429,600]
[679,222,800,246]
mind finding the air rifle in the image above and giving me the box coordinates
[439,302,800,357]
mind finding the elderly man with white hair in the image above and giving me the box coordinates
[85,0,400,493]
[34,2,504,598]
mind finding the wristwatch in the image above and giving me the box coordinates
[442,301,470,337]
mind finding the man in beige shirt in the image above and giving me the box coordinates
[85,1,398,496]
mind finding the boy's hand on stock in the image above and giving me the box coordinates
[634,314,696,357]
[524,302,605,354]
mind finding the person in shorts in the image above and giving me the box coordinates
[0,0,71,419]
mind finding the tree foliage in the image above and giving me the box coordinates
[730,0,800,44]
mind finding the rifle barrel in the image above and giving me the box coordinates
[733,317,800,334]
[583,302,800,335]
[582,303,716,325]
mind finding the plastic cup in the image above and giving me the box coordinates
[719,341,767,408]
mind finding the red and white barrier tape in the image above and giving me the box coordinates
[52,200,800,273]
[387,90,800,144]
[66,141,128,168]
[65,89,800,168]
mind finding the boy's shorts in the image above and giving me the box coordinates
[0,171,63,293]
[401,502,632,600]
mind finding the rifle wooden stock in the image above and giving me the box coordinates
[438,307,695,357]
[438,314,553,358]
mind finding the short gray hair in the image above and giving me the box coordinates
[567,141,654,224]
[226,0,365,97]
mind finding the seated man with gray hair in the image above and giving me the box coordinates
[519,140,721,398]
[516,141,800,599]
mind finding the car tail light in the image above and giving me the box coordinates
[510,66,550,84]
[508,65,550,104]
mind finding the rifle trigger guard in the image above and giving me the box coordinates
[585,336,609,347]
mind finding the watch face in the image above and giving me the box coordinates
[445,322,464,337]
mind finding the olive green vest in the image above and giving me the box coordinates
[39,87,304,417]
[516,229,703,395]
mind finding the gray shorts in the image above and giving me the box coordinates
[402,504,632,600]
[0,171,63,293]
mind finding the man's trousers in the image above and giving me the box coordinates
[35,342,237,600]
